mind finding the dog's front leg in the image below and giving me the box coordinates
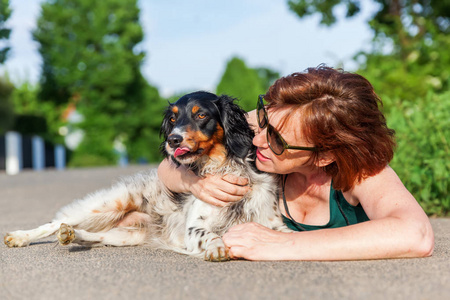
[184,200,229,262]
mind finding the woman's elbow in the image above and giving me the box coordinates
[409,219,435,257]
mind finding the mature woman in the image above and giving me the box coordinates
[158,66,434,261]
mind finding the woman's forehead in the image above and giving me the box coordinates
[267,105,305,134]
[267,105,302,124]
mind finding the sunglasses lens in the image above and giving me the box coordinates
[257,97,267,128]
[267,125,284,155]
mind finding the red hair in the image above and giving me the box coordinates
[265,66,396,191]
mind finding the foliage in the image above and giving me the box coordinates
[288,0,361,26]
[10,82,65,142]
[0,0,11,63]
[216,57,267,112]
[289,0,450,99]
[255,67,280,91]
[0,76,14,133]
[122,75,167,164]
[34,0,161,166]
[386,92,450,216]
[0,0,13,133]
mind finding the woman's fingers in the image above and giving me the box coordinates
[198,174,250,203]
[222,174,249,186]
[189,173,251,206]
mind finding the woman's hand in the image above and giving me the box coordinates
[223,222,293,260]
[188,173,250,207]
[158,159,250,207]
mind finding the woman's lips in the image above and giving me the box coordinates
[256,148,271,162]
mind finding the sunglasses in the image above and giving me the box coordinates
[257,95,318,155]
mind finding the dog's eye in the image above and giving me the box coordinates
[170,117,176,123]
[197,113,206,119]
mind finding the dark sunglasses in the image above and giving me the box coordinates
[256,95,318,155]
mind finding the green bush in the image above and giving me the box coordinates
[386,91,450,216]
[12,114,48,135]
[68,153,115,168]
[0,77,14,133]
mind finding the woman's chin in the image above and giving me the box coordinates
[255,157,272,172]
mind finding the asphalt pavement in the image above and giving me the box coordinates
[1,165,449,300]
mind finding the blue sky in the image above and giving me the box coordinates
[1,0,377,96]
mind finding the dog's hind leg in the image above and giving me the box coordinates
[4,184,142,248]
[56,223,148,247]
[4,222,62,247]
[4,186,131,248]
[4,170,158,248]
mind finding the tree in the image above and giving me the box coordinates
[216,57,267,112]
[0,77,14,133]
[0,0,11,63]
[34,0,163,165]
[255,67,280,91]
[288,0,450,99]
[0,0,13,133]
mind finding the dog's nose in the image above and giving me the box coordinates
[167,134,183,148]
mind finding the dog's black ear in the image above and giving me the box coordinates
[160,104,174,140]
[159,104,174,158]
[214,95,254,159]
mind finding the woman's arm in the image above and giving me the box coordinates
[157,159,250,206]
[223,166,434,260]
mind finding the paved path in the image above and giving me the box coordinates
[1,166,449,300]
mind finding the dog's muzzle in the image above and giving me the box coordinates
[167,134,183,149]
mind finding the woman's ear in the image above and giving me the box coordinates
[315,152,335,168]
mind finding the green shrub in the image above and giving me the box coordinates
[0,77,14,133]
[386,91,450,216]
[12,114,48,135]
[68,153,115,168]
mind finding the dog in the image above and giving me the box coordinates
[4,91,289,261]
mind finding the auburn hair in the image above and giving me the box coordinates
[264,66,396,191]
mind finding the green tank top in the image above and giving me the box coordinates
[282,184,369,231]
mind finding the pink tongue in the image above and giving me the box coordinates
[174,147,190,158]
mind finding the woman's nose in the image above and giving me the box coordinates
[253,126,268,148]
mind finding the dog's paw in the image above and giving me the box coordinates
[56,223,75,246]
[4,232,30,248]
[204,237,230,262]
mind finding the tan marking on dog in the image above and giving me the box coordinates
[192,105,200,114]
[207,124,226,161]
[92,209,101,213]
[172,106,179,114]
[115,200,124,211]
[125,195,139,212]
[183,124,226,161]
[208,144,226,162]
[115,195,138,213]
[182,127,206,149]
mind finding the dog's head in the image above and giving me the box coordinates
[160,91,254,167]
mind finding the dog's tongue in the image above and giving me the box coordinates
[174,147,190,158]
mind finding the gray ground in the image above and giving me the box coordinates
[1,165,449,300]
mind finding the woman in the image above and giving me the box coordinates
[158,66,434,261]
